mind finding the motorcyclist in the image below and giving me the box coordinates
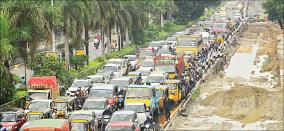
[135,73,142,84]
[102,106,113,116]
[144,116,154,127]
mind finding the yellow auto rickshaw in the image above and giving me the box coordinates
[26,112,44,122]
[54,96,77,118]
[165,79,184,103]
[69,119,95,131]
[153,85,169,109]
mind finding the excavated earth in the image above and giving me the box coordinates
[168,23,283,130]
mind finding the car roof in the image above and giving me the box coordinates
[142,59,154,61]
[71,110,93,115]
[30,99,52,102]
[91,83,114,89]
[149,71,165,75]
[165,79,181,83]
[85,97,107,101]
[125,102,145,106]
[124,55,136,57]
[111,76,132,81]
[128,84,153,89]
[108,122,132,127]
[113,111,135,115]
[87,75,104,78]
[21,119,67,128]
[108,58,122,61]
[104,63,120,67]
[0,108,24,113]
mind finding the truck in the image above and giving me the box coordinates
[26,76,59,106]
[156,54,184,79]
[176,33,203,55]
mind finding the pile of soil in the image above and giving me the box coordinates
[201,84,283,124]
[255,25,282,73]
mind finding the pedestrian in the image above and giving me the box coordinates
[163,96,171,121]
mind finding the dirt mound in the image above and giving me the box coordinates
[201,84,283,124]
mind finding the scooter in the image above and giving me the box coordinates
[143,122,156,131]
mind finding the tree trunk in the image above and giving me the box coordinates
[277,20,283,29]
[117,26,120,51]
[125,26,129,45]
[107,25,112,53]
[161,12,164,28]
[84,25,89,65]
[101,25,105,55]
[63,30,70,69]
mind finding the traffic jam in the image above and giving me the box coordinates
[0,1,246,131]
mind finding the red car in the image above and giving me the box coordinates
[105,122,139,131]
[0,108,26,131]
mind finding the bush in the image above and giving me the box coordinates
[70,55,89,70]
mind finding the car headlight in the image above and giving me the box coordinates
[145,124,150,128]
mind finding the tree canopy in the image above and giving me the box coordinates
[262,0,284,29]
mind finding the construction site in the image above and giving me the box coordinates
[168,22,284,130]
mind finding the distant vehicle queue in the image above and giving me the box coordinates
[0,1,246,131]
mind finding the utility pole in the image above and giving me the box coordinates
[51,0,56,52]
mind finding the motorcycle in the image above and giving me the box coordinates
[143,122,156,131]
[117,94,125,110]
[101,115,111,130]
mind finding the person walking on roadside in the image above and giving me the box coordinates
[163,96,171,122]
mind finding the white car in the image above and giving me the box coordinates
[145,71,167,86]
[66,79,91,96]
[97,64,122,79]
[124,55,138,71]
[106,58,131,75]
[124,102,149,126]
[86,75,108,84]
[140,59,155,71]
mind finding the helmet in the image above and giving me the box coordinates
[106,105,111,110]
[147,116,152,120]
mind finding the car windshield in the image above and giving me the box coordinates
[1,113,16,122]
[110,114,132,122]
[141,60,154,67]
[71,80,89,87]
[156,65,176,73]
[107,60,121,65]
[89,89,113,98]
[106,126,131,131]
[69,114,91,120]
[110,80,128,87]
[166,83,178,90]
[158,49,170,54]
[83,101,105,110]
[55,102,67,110]
[178,40,196,46]
[102,66,118,72]
[149,42,161,47]
[27,114,42,121]
[125,56,135,61]
[92,77,103,83]
[124,105,145,113]
[126,88,153,98]
[140,50,153,57]
[28,92,48,100]
[28,101,49,110]
[155,89,165,96]
[70,123,88,131]
[146,76,165,83]
[213,23,227,30]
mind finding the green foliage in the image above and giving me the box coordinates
[0,66,16,105]
[262,0,284,29]
[29,53,71,85]
[174,0,221,25]
[70,55,88,70]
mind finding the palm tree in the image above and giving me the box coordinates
[60,0,84,69]
[1,0,51,60]
[0,14,30,104]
